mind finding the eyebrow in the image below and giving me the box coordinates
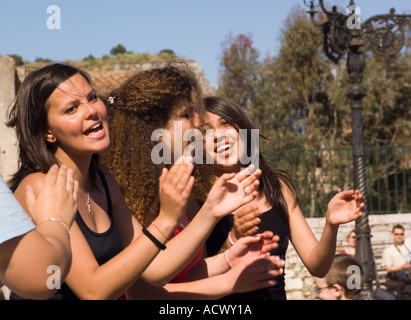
[61,88,96,108]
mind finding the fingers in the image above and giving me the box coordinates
[25,184,36,213]
[160,157,194,193]
[43,163,59,185]
[235,164,261,183]
[241,176,260,195]
[55,164,68,189]
[242,256,285,287]
[234,205,262,235]
[73,180,79,203]
[65,167,75,194]
[215,172,236,187]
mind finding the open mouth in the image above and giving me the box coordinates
[215,139,236,157]
[84,122,104,137]
[216,143,233,154]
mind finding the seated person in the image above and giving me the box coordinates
[382,224,411,283]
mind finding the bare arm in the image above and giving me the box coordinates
[138,165,263,285]
[126,255,280,300]
[288,184,364,277]
[0,165,78,299]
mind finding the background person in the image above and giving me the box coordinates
[313,254,363,300]
[340,229,356,256]
[382,224,411,282]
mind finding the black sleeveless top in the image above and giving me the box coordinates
[10,170,124,300]
[206,207,289,300]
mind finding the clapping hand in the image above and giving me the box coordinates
[158,156,195,223]
[326,189,364,226]
[225,231,283,269]
[230,204,263,241]
[204,164,262,220]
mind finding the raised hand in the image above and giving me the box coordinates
[25,164,79,228]
[231,204,263,241]
[227,255,283,293]
[326,189,364,226]
[158,156,195,223]
[225,231,282,267]
[204,164,262,220]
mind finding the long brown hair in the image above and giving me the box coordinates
[7,63,100,190]
[101,60,203,226]
[201,96,300,238]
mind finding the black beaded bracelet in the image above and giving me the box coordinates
[142,227,167,250]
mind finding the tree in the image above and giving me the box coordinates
[110,44,127,55]
[218,33,260,112]
[9,54,24,66]
[253,8,339,150]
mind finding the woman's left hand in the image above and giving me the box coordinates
[326,189,364,226]
[226,231,281,266]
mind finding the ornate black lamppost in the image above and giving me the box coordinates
[304,0,411,299]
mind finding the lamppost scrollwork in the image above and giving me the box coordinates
[303,0,411,299]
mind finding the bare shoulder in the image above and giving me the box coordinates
[14,172,46,197]
[13,172,47,212]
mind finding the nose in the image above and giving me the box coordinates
[84,102,99,120]
[192,112,200,129]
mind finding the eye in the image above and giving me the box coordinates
[64,105,77,114]
[89,94,98,102]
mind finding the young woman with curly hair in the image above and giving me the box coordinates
[101,60,284,299]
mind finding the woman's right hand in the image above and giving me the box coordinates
[203,164,262,220]
[158,156,195,223]
[25,164,79,228]
[231,204,263,241]
[227,255,282,293]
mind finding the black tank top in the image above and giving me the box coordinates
[206,207,289,300]
[10,170,124,300]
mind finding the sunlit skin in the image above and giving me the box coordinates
[202,105,365,280]
[202,111,244,173]
[164,102,200,158]
[45,73,110,163]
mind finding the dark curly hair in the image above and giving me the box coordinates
[101,60,203,226]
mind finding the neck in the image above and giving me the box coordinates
[55,148,93,191]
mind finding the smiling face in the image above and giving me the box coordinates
[45,73,110,161]
[202,111,243,172]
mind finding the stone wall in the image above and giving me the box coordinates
[284,213,411,300]
[0,56,19,181]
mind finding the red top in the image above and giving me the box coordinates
[117,217,203,299]
[169,217,204,283]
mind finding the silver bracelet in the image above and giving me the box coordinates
[224,249,233,269]
[36,217,71,238]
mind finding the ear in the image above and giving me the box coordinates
[332,284,345,300]
[45,130,56,143]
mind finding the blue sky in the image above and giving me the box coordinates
[0,0,410,87]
